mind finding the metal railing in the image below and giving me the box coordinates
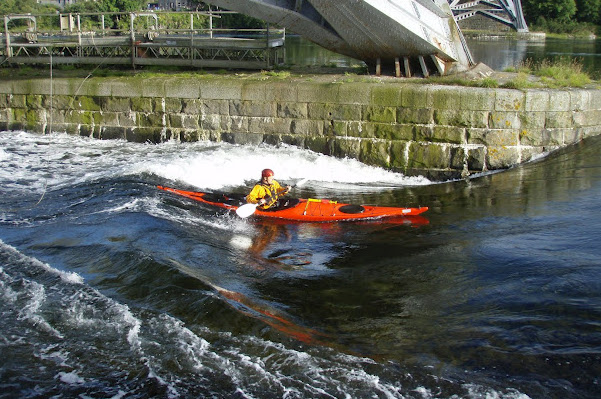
[1,11,286,69]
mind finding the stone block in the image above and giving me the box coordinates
[305,136,332,154]
[9,95,27,108]
[119,112,137,128]
[264,82,298,102]
[519,112,546,131]
[26,95,43,110]
[222,132,264,145]
[389,141,409,170]
[182,99,203,115]
[99,112,119,126]
[42,95,73,111]
[78,79,111,97]
[461,87,496,111]
[0,80,12,95]
[297,83,340,103]
[434,109,488,128]
[140,112,165,128]
[401,85,430,108]
[430,86,462,110]
[101,126,127,140]
[467,146,486,171]
[374,123,414,141]
[364,106,396,123]
[281,134,306,147]
[573,109,601,127]
[111,80,143,98]
[486,146,520,169]
[540,128,564,146]
[430,126,465,144]
[73,96,102,111]
[360,139,390,168]
[277,102,308,119]
[291,119,324,135]
[468,128,519,146]
[347,121,375,138]
[398,108,433,125]
[141,80,165,98]
[524,90,549,112]
[126,127,164,143]
[545,111,573,129]
[230,101,275,118]
[371,85,402,106]
[489,112,521,129]
[570,89,591,111]
[164,98,182,113]
[199,80,242,100]
[495,89,525,111]
[131,97,154,113]
[199,100,229,116]
[547,90,571,112]
[307,103,362,121]
[100,97,130,112]
[332,137,361,159]
[449,146,466,170]
[520,146,546,163]
[338,83,372,105]
[228,115,249,134]
[241,81,267,102]
[563,127,584,145]
[408,142,449,170]
[200,114,222,131]
[329,120,347,136]
[165,79,200,99]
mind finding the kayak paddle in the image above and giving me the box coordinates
[236,178,308,218]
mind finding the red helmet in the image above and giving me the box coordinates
[261,168,274,178]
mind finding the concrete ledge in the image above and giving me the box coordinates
[1,76,601,179]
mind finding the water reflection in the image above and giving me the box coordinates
[285,34,601,77]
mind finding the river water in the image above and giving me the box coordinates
[1,38,601,398]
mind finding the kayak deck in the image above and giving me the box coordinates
[157,185,428,222]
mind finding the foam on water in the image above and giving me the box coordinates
[0,239,530,398]
[0,131,430,196]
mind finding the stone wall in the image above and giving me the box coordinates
[1,76,600,179]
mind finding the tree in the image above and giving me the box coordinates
[575,0,600,23]
[522,0,577,24]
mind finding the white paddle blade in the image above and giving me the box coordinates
[236,203,258,218]
[295,178,308,187]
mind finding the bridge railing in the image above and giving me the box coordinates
[1,11,286,69]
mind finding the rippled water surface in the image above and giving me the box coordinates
[1,131,601,398]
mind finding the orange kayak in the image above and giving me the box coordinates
[157,185,428,222]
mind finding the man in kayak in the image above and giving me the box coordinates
[246,168,291,210]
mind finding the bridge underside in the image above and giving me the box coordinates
[449,0,529,32]
[206,0,475,76]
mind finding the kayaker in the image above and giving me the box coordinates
[246,169,291,210]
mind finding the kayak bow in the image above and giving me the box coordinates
[157,185,428,222]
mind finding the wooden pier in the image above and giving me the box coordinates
[1,11,286,70]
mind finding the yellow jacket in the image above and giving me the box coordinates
[246,180,288,209]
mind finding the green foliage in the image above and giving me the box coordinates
[506,58,592,88]
[575,0,601,23]
[523,0,577,24]
[214,13,266,30]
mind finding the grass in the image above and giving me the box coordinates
[0,57,594,89]
[504,58,592,88]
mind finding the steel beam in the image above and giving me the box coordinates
[205,0,474,74]
[449,0,529,32]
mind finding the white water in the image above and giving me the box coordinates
[0,131,431,196]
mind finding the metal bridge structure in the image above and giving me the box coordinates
[1,11,286,70]
[449,0,529,32]
[206,0,475,76]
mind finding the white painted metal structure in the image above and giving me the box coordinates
[449,0,529,32]
[206,0,475,75]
